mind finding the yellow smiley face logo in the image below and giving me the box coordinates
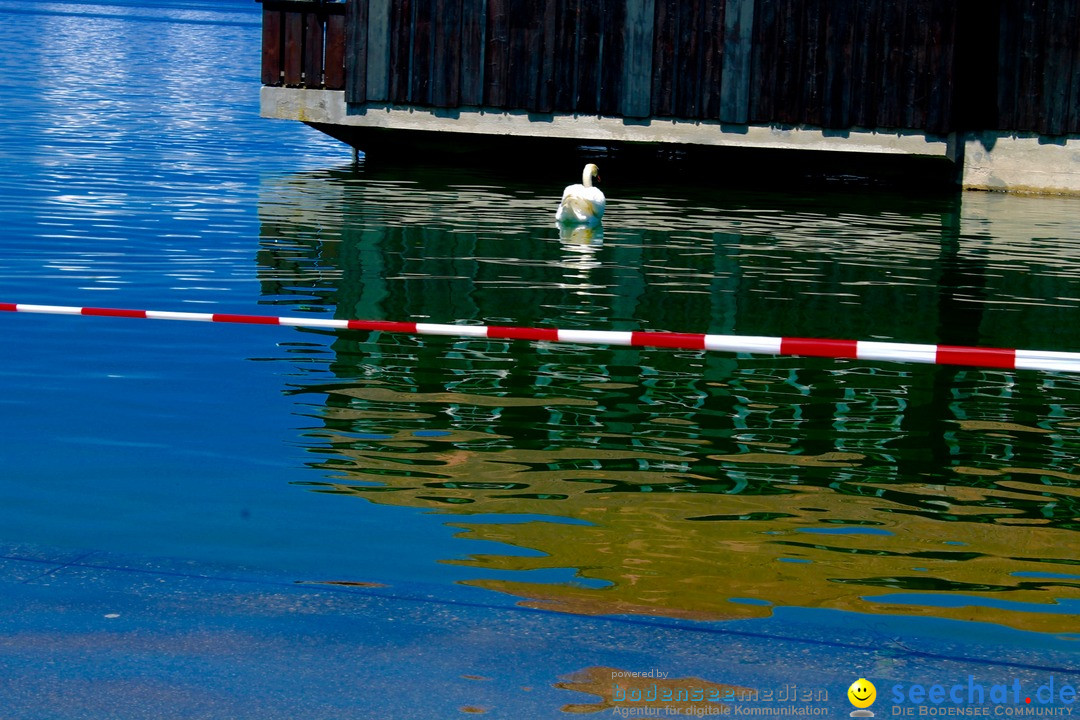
[848,678,877,708]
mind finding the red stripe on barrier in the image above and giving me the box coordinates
[0,303,17,312]
[346,320,419,333]
[487,325,560,342]
[781,337,859,358]
[936,345,1016,369]
[82,307,148,319]
[212,313,281,325]
[630,331,707,350]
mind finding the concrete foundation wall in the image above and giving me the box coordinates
[261,87,951,157]
[262,87,1080,195]
[961,132,1080,195]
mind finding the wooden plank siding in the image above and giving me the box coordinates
[295,0,1080,137]
[260,1,347,90]
[996,0,1080,135]
[598,0,627,116]
[748,0,959,134]
[685,1,723,118]
[573,0,603,114]
[550,0,578,111]
[432,0,463,107]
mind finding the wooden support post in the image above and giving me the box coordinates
[366,0,391,101]
[621,0,654,118]
[485,0,509,107]
[719,0,754,124]
[459,0,486,106]
[325,12,346,90]
[345,0,364,100]
[262,9,283,86]
[284,11,304,86]
[303,10,324,87]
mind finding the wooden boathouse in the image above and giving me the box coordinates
[259,0,1080,193]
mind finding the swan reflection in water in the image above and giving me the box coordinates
[556,222,603,278]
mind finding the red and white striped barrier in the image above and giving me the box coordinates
[2,302,1079,374]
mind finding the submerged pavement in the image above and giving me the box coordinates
[0,543,1075,719]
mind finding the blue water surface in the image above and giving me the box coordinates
[0,0,454,583]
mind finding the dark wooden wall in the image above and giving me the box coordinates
[750,0,959,134]
[995,0,1080,136]
[261,0,1080,137]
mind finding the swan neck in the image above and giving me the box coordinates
[582,167,592,188]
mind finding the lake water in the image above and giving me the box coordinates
[1,0,1078,660]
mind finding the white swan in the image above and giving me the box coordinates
[555,163,605,225]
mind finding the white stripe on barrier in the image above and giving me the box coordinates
[145,310,215,322]
[704,334,784,355]
[416,323,489,337]
[278,317,351,329]
[17,304,84,315]
[1015,350,1080,374]
[856,341,938,364]
[558,329,635,346]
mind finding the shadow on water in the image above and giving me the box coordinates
[257,162,1080,632]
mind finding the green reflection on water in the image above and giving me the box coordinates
[258,163,1080,632]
